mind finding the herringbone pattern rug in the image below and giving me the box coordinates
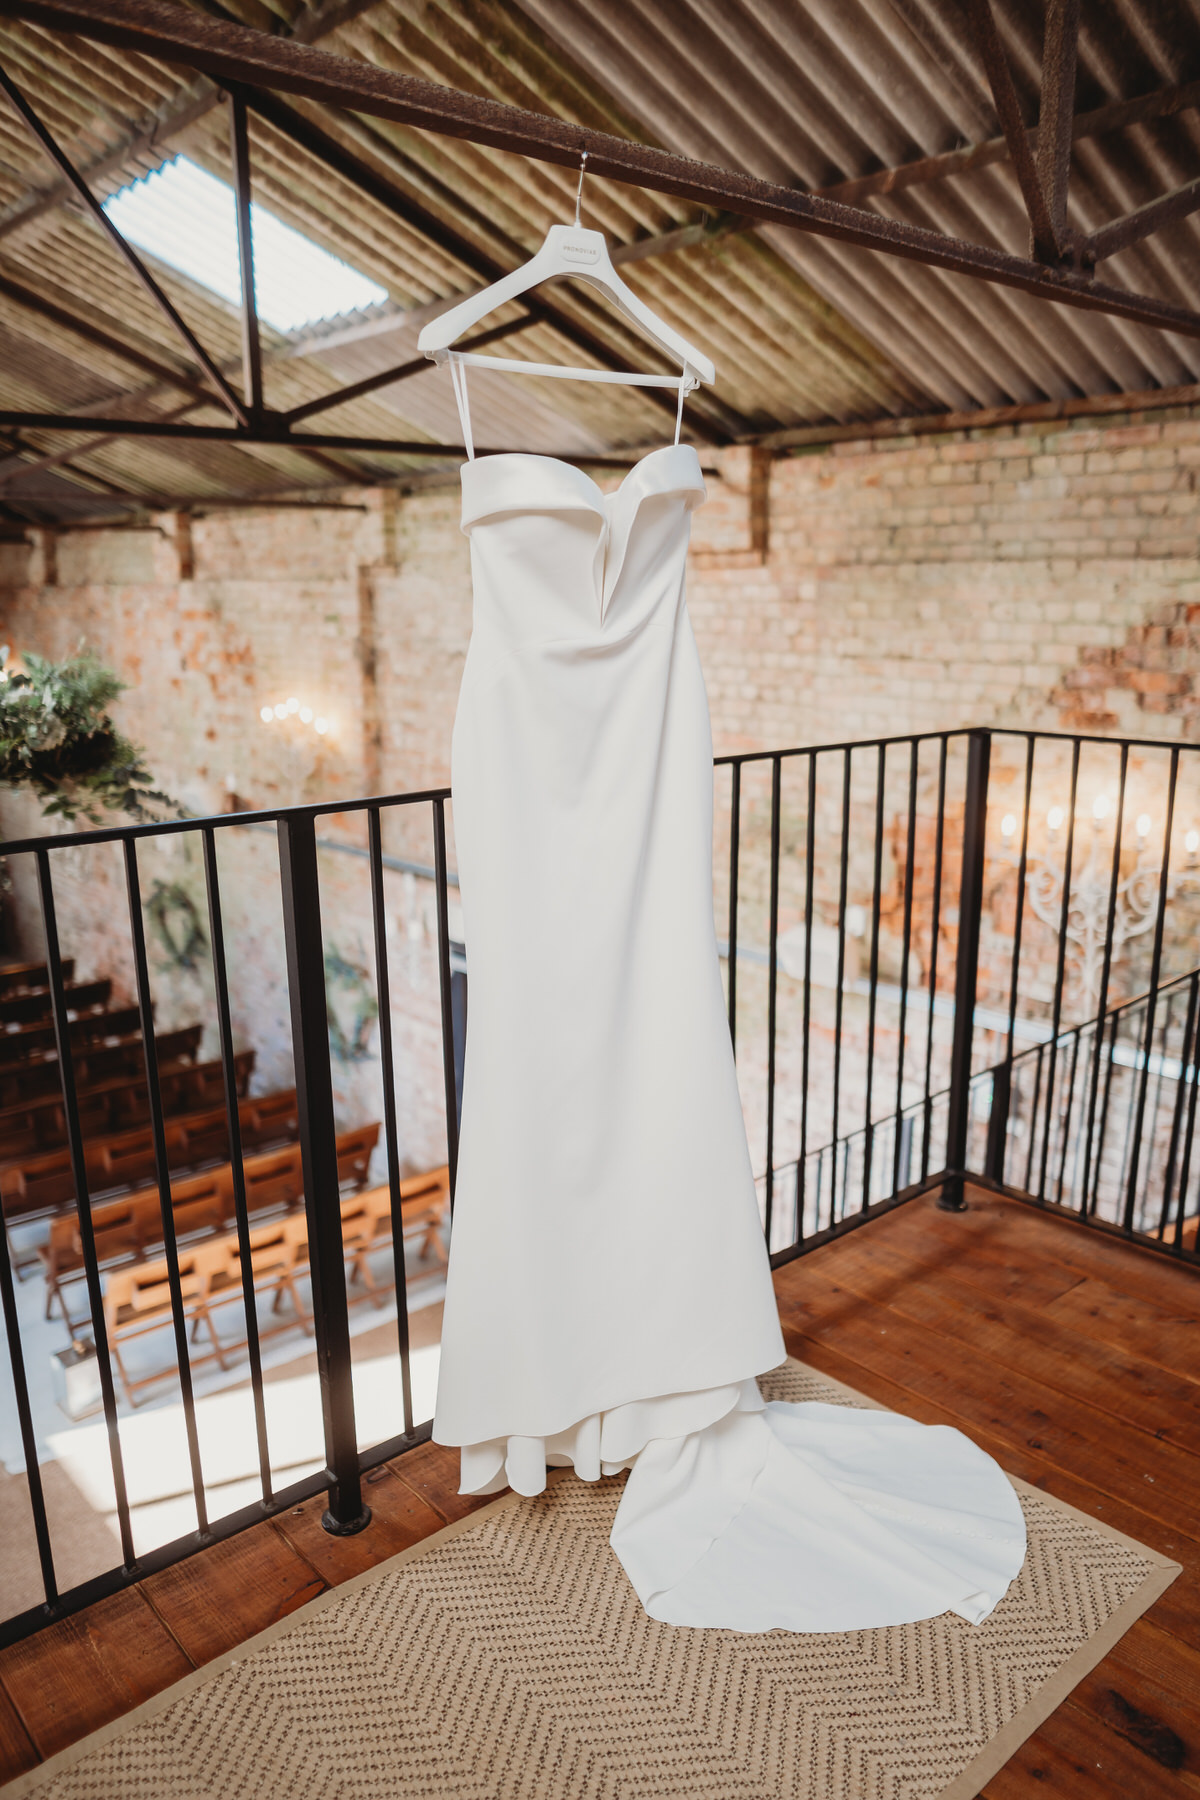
[7,1362,1179,1800]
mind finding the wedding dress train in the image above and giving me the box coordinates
[431,438,1025,1632]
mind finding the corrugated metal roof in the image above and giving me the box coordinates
[0,0,1198,520]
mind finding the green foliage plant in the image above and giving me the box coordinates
[0,645,175,823]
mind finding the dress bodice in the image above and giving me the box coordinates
[459,446,706,667]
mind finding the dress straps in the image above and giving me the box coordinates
[448,351,475,462]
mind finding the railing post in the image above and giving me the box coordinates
[277,814,370,1537]
[942,729,991,1211]
[984,1060,1011,1184]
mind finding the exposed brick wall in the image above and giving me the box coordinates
[688,411,1200,753]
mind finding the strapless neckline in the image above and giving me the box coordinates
[461,442,700,498]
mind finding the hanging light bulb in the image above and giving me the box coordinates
[1047,806,1065,831]
[1000,813,1017,838]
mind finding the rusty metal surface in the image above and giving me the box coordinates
[0,0,1198,521]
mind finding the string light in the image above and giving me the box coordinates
[1047,806,1064,831]
[1136,813,1152,838]
[257,699,332,738]
[1000,813,1017,838]
[1092,793,1109,821]
[1186,829,1199,855]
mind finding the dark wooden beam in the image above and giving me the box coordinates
[1087,176,1200,264]
[960,0,1064,263]
[9,0,1200,343]
[1036,0,1079,255]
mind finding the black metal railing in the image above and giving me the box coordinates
[1,724,1197,1643]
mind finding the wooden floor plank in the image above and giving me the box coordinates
[798,1226,1200,1454]
[0,1678,39,1783]
[981,1697,1200,1798]
[0,1588,193,1760]
[138,1525,327,1668]
[271,1461,448,1586]
[388,1439,492,1525]
[920,1188,1200,1304]
[1067,1619,1200,1782]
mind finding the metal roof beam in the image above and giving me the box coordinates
[7,0,1200,343]
[0,60,249,422]
[0,411,477,453]
[959,0,1065,264]
[1087,177,1200,265]
[0,399,196,488]
[814,77,1200,208]
[0,0,383,244]
[228,89,263,419]
[1035,0,1079,256]
[0,411,666,470]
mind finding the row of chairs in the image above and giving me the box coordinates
[0,1025,203,1109]
[0,1050,257,1159]
[0,959,74,994]
[0,977,111,1029]
[104,1165,450,1404]
[1,1088,301,1218]
[41,1123,380,1327]
[0,1005,144,1068]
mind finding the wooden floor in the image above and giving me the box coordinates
[0,1183,1197,1795]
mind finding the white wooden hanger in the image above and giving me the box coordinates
[418,153,716,389]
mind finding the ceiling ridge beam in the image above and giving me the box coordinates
[5,0,1199,342]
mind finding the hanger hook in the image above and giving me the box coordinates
[574,149,588,228]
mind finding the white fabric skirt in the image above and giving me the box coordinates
[460,1375,1026,1634]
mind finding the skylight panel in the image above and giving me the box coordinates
[102,156,388,333]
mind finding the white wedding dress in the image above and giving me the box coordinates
[432,405,1026,1632]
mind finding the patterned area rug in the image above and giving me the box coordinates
[4,1361,1180,1800]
